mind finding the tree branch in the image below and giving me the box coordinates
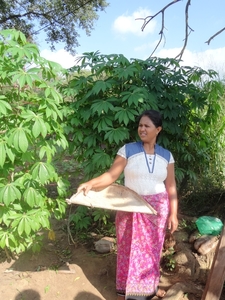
[136,0,182,57]
[140,0,225,60]
[205,27,225,45]
[138,0,181,32]
[175,0,193,61]
[32,0,95,35]
[148,10,165,58]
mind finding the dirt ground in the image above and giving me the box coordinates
[0,214,225,300]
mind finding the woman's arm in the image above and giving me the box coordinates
[77,155,127,195]
[165,163,179,233]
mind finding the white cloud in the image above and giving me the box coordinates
[40,46,225,78]
[156,47,225,76]
[113,8,156,37]
[134,39,160,57]
[40,49,77,69]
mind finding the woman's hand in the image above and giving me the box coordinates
[76,155,127,196]
[167,214,178,234]
[77,182,93,196]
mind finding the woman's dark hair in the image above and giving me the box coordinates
[138,110,162,128]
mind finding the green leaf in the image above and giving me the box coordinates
[92,151,112,168]
[32,116,48,138]
[93,116,113,133]
[39,146,53,162]
[45,87,61,104]
[23,187,42,207]
[91,99,115,115]
[0,183,21,206]
[114,108,137,126]
[0,231,16,248]
[0,206,10,224]
[17,217,32,236]
[20,110,36,121]
[104,127,129,144]
[83,135,97,148]
[92,80,113,94]
[0,99,12,115]
[8,127,29,152]
[31,162,56,184]
[5,146,15,163]
[114,65,137,80]
[36,211,50,228]
[0,141,6,167]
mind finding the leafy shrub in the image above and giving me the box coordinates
[0,30,69,255]
[61,51,225,194]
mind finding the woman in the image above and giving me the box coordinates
[77,110,178,300]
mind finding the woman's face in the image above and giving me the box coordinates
[138,116,162,142]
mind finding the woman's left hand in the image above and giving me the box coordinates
[167,214,178,234]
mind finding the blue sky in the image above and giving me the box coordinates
[40,0,225,76]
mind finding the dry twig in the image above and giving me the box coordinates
[136,0,182,58]
[138,0,224,61]
[205,27,225,45]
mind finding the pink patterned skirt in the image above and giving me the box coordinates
[116,191,169,299]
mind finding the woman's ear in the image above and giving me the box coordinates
[157,126,162,134]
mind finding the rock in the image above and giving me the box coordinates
[189,230,201,243]
[94,237,115,254]
[163,281,203,300]
[174,248,196,278]
[197,235,219,255]
[194,235,210,251]
[194,235,219,255]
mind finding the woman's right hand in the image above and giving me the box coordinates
[76,155,127,197]
[77,182,93,196]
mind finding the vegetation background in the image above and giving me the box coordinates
[0,29,225,256]
[0,2,225,298]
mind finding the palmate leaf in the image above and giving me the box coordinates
[1,29,26,43]
[83,135,97,148]
[0,141,6,167]
[104,127,129,144]
[92,151,111,168]
[0,231,17,249]
[9,213,39,236]
[93,116,113,133]
[45,87,62,104]
[114,108,138,126]
[92,80,113,94]
[40,98,63,121]
[91,99,115,115]
[23,187,42,207]
[17,216,32,236]
[0,183,22,206]
[0,99,12,115]
[8,127,29,152]
[115,65,138,80]
[36,210,50,228]
[39,145,54,161]
[121,87,150,107]
[0,206,10,224]
[32,116,48,138]
[20,110,36,121]
[11,71,34,88]
[5,145,15,163]
[31,162,56,184]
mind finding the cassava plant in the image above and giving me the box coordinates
[0,29,69,256]
[61,51,225,193]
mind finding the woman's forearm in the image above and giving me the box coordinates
[85,172,116,190]
[77,155,127,195]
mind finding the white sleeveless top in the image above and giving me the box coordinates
[117,142,174,195]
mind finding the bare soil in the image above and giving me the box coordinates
[1,214,225,300]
